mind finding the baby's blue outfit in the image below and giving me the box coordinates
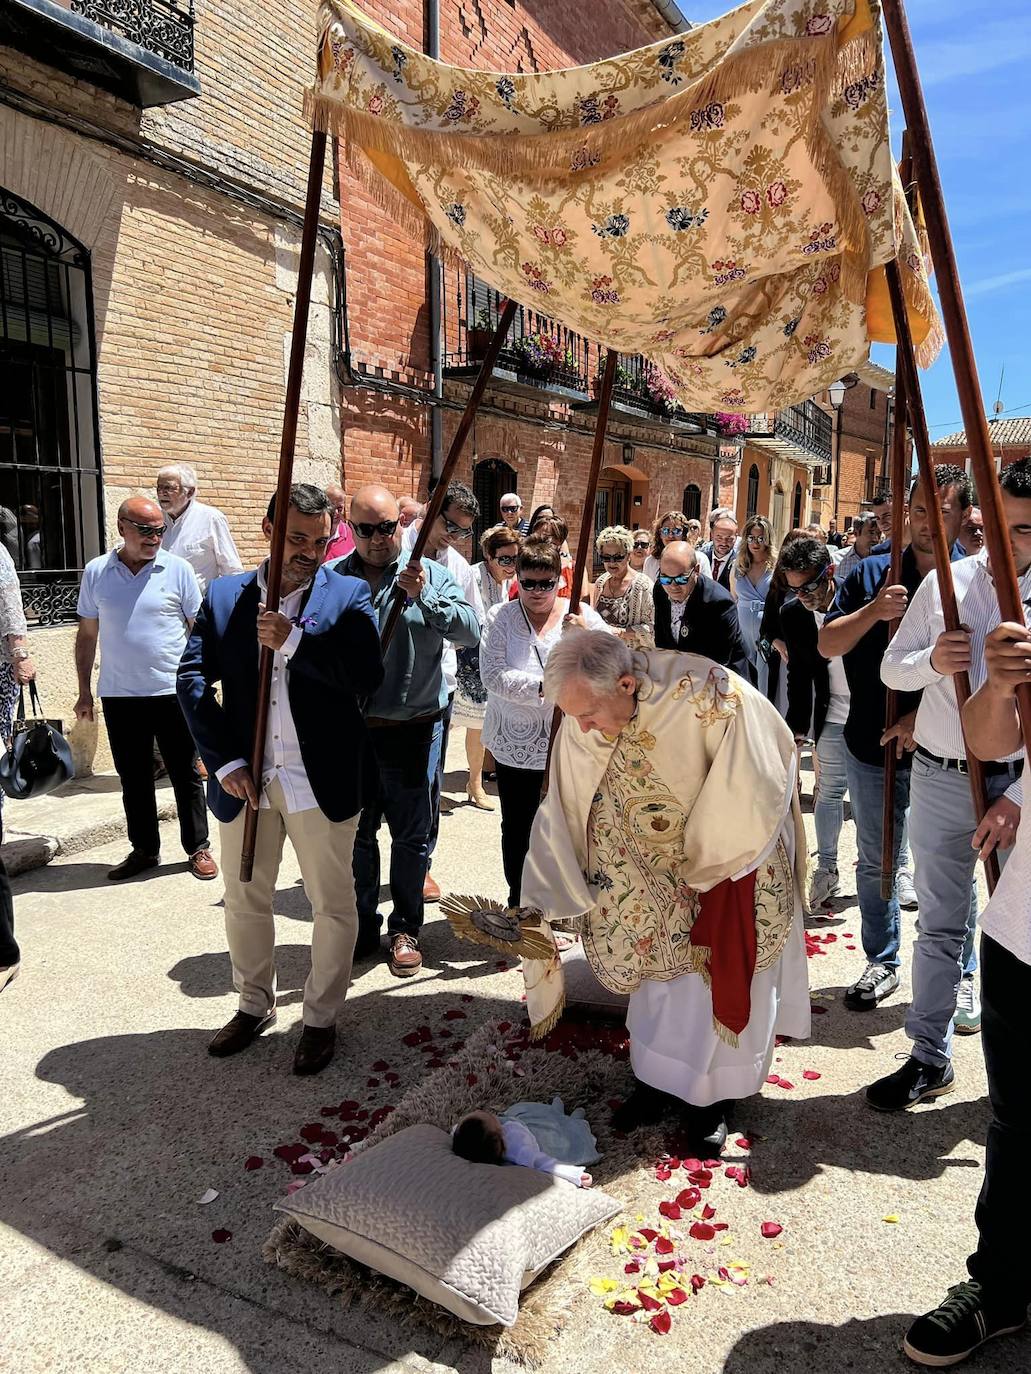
[500,1096,601,1166]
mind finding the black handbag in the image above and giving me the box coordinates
[0,680,75,800]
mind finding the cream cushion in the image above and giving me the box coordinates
[275,1122,619,1326]
[561,941,630,1015]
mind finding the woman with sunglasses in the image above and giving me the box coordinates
[589,525,655,646]
[453,526,523,810]
[628,530,651,573]
[730,516,777,684]
[481,539,607,906]
[643,510,712,583]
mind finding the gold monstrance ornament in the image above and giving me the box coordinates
[440,894,557,962]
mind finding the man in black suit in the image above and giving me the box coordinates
[653,541,749,676]
[700,509,740,589]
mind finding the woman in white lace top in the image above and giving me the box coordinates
[0,543,36,992]
[481,539,606,906]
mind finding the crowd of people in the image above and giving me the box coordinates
[1,457,1029,1366]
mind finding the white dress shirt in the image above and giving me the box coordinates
[215,568,316,814]
[161,499,244,592]
[981,748,1031,965]
[428,544,482,694]
[881,550,1031,804]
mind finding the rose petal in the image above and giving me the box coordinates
[638,1228,659,1243]
[655,1167,671,1182]
[443,1009,467,1020]
[273,1143,307,1163]
[611,1301,637,1316]
[658,1259,677,1273]
[197,1188,219,1205]
[291,1161,314,1175]
[689,1222,716,1241]
[244,1156,264,1171]
[735,1137,751,1150]
[655,1236,675,1255]
[300,1123,325,1143]
[466,1073,478,1086]
[211,1229,232,1243]
[461,993,474,1002]
[624,1261,641,1275]
[765,1074,780,1084]
[649,1309,672,1334]
[319,1107,339,1118]
[802,1070,821,1081]
[366,1078,380,1088]
[690,1274,706,1292]
[666,1288,689,1306]
[676,1187,701,1209]
[371,1059,390,1072]
[658,1201,681,1220]
[811,1004,828,1014]
[777,1080,795,1090]
[701,1203,716,1220]
[760,1221,784,1238]
[638,1290,663,1312]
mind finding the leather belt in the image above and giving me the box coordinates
[366,711,442,729]
[915,744,1023,779]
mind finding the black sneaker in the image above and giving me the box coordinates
[866,1054,955,1112]
[845,961,900,1011]
[903,1280,1027,1366]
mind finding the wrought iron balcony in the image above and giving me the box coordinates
[745,400,832,465]
[600,352,711,433]
[0,0,200,106]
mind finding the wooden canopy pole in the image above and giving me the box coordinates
[879,353,908,900]
[540,348,619,794]
[240,130,327,882]
[882,0,1031,748]
[379,297,517,651]
[884,258,998,892]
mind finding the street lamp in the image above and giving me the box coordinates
[828,379,847,527]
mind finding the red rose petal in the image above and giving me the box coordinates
[318,1130,339,1146]
[466,1073,478,1086]
[765,1074,780,1084]
[667,1157,681,1170]
[701,1203,716,1220]
[371,1060,390,1072]
[655,1236,675,1255]
[366,1078,380,1088]
[658,1201,681,1221]
[444,1009,467,1020]
[300,1123,325,1143]
[461,993,474,1002]
[611,1301,637,1316]
[498,1021,511,1033]
[244,1156,264,1170]
[802,1069,821,1081]
[638,1228,658,1243]
[291,1161,313,1175]
[211,1229,232,1243]
[356,1110,368,1121]
[666,1288,688,1306]
[638,1290,663,1312]
[681,1158,702,1171]
[703,1158,722,1170]
[676,1187,701,1209]
[760,1221,784,1238]
[712,1222,729,1231]
[735,1137,751,1150]
[319,1106,338,1118]
[650,1309,672,1334]
[655,1167,671,1182]
[624,1261,641,1275]
[811,1004,828,1014]
[273,1143,307,1163]
[736,1167,751,1189]
[689,1222,716,1241]
[658,1259,677,1272]
[690,1274,706,1292]
[725,1165,739,1181]
[778,1080,795,1090]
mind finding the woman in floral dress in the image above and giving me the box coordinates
[589,525,654,646]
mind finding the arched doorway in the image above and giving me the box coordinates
[1,187,103,625]
[772,483,785,540]
[746,463,760,519]
[682,483,701,521]
[472,456,517,549]
[792,481,803,529]
[594,467,632,571]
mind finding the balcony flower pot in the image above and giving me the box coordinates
[467,327,491,361]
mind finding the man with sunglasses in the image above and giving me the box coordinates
[653,541,749,676]
[499,493,529,534]
[75,497,215,883]
[409,481,484,901]
[334,484,479,977]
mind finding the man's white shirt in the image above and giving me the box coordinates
[161,499,244,592]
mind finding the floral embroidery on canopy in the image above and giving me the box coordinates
[306,0,942,412]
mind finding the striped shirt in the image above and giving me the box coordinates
[880,549,1031,803]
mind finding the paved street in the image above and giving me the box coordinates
[1,738,1025,1374]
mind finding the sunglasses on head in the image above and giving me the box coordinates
[600,551,627,563]
[123,518,166,538]
[350,518,399,538]
[658,570,695,587]
[492,553,518,566]
[519,577,558,592]
[660,525,685,537]
[442,514,473,538]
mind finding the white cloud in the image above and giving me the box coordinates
[965,267,1031,299]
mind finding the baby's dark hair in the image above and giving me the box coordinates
[452,1111,504,1164]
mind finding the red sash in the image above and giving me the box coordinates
[688,868,759,1037]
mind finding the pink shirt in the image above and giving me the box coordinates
[325,520,355,562]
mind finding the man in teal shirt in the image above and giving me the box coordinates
[332,484,478,977]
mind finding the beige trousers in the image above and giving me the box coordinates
[219,777,358,1028]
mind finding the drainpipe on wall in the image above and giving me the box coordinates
[426,0,444,489]
[649,0,692,32]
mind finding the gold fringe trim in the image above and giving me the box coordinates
[529,993,566,1042]
[832,27,882,94]
[306,34,842,182]
[712,1016,741,1050]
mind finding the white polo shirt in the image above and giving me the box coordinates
[161,498,243,592]
[77,549,201,697]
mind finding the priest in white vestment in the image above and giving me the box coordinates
[520,629,810,1153]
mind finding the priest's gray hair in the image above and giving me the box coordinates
[544,628,634,700]
[157,463,198,495]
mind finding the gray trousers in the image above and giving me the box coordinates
[907,754,1019,1068]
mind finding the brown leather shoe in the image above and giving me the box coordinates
[423,871,441,902]
[208,1008,276,1057]
[293,1024,336,1076]
[108,851,159,882]
[189,848,219,880]
[389,933,423,978]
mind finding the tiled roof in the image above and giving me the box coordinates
[932,416,1031,449]
[854,359,895,392]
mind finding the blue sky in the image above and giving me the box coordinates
[683,0,1031,435]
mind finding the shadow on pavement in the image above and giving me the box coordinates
[14,859,198,894]
[0,981,531,1373]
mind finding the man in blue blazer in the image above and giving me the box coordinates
[178,483,383,1075]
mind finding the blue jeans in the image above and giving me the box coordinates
[426,694,454,866]
[353,719,435,939]
[845,749,911,970]
[907,756,1017,1068]
[814,722,848,870]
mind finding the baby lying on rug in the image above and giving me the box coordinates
[452,1096,600,1188]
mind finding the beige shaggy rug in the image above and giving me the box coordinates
[263,1016,664,1365]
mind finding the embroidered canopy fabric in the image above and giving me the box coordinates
[309,0,940,413]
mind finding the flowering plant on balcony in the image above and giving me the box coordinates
[642,365,683,415]
[714,411,749,437]
[511,331,571,378]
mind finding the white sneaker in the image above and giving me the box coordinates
[809,866,840,908]
[954,975,981,1035]
[896,868,918,910]
[0,962,20,994]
